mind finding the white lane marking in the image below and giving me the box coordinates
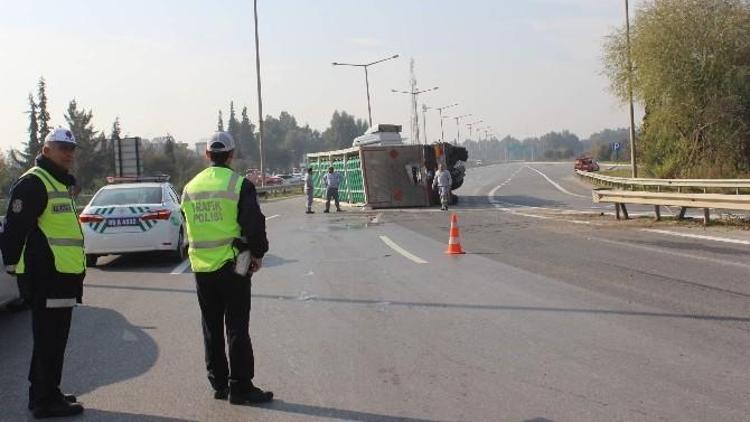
[595,237,750,271]
[379,235,428,264]
[170,259,191,275]
[171,214,281,275]
[641,229,750,246]
[525,166,588,198]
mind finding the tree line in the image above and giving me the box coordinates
[604,0,750,178]
[1,78,369,194]
[462,128,631,163]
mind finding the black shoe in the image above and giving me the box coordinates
[336,208,343,212]
[305,210,314,214]
[29,394,77,410]
[323,210,329,213]
[214,387,229,400]
[229,385,274,405]
[32,398,83,419]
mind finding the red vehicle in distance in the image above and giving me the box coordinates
[574,156,600,172]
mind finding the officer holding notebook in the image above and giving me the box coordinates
[181,131,273,405]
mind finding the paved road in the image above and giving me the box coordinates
[0,163,748,421]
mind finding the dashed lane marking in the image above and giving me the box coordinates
[379,235,428,264]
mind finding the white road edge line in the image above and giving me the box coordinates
[525,166,589,198]
[172,214,281,275]
[379,235,428,264]
[641,229,750,246]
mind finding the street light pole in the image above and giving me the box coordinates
[422,104,429,144]
[452,114,472,144]
[333,54,399,128]
[625,0,638,178]
[435,103,458,141]
[391,86,439,144]
[253,0,265,187]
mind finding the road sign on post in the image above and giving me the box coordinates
[114,137,143,178]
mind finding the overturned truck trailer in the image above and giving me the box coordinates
[306,143,468,209]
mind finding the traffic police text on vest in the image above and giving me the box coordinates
[181,163,243,272]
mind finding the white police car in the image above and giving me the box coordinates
[79,177,187,266]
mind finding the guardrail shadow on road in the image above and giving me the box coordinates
[79,285,750,323]
[0,305,158,419]
[256,399,447,422]
[455,195,568,210]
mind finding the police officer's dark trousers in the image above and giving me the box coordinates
[24,273,74,405]
[195,262,254,393]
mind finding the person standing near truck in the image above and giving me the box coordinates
[303,167,314,214]
[322,166,342,213]
[432,164,452,211]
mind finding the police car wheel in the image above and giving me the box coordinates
[86,254,99,267]
[173,227,187,262]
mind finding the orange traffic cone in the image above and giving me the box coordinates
[445,213,466,255]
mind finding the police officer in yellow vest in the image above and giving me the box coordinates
[181,132,273,405]
[1,128,85,418]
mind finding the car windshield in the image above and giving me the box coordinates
[91,187,162,206]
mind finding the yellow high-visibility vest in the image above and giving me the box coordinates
[181,167,243,272]
[16,166,85,275]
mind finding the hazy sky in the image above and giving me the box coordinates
[0,0,645,151]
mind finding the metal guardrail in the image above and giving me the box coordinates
[579,171,750,224]
[577,170,750,193]
[256,183,303,198]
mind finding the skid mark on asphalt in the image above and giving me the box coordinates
[171,214,281,275]
[379,235,428,264]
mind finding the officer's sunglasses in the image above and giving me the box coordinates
[51,142,77,152]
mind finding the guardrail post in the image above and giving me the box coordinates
[677,207,687,220]
[621,203,630,220]
[654,205,661,221]
[615,203,621,220]
[703,208,710,226]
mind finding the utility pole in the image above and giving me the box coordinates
[435,103,458,141]
[452,114,472,145]
[625,0,638,178]
[332,54,399,128]
[253,0,265,187]
[422,104,429,144]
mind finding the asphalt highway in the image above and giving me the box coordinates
[0,162,748,421]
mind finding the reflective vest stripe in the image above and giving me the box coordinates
[46,298,77,308]
[183,191,239,202]
[47,238,85,247]
[47,192,72,199]
[190,238,235,249]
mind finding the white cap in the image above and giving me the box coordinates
[45,128,77,145]
[207,132,235,152]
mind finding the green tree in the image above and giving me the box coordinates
[604,0,750,177]
[321,111,368,151]
[65,99,107,190]
[217,110,224,132]
[37,77,51,142]
[11,93,42,168]
[237,106,257,163]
